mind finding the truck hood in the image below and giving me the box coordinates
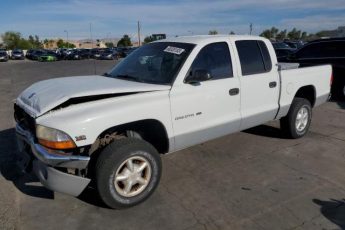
[16,75,171,118]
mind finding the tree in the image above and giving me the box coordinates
[117,35,132,47]
[56,38,75,48]
[1,31,22,49]
[143,36,155,44]
[276,30,287,41]
[260,29,272,39]
[287,28,301,40]
[300,31,308,41]
[18,39,32,49]
[260,27,280,40]
[105,42,114,48]
[270,27,279,39]
[208,30,218,35]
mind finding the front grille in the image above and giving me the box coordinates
[14,104,36,136]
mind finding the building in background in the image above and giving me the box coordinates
[43,39,117,49]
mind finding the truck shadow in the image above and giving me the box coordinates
[0,128,54,199]
[243,125,285,139]
[313,198,345,229]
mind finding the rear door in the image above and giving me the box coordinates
[170,41,241,150]
[234,40,280,130]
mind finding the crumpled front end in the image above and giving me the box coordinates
[14,104,91,196]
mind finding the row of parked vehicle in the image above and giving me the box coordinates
[272,38,345,100]
[0,47,137,62]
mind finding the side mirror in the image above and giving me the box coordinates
[185,69,212,84]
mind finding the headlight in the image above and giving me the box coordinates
[36,125,76,149]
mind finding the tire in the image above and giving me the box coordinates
[95,138,162,209]
[280,98,312,139]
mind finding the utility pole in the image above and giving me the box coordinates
[137,21,141,47]
[64,30,69,49]
[90,23,93,49]
[249,23,253,35]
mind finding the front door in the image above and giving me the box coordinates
[170,41,241,150]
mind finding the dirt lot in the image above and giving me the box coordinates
[0,60,345,230]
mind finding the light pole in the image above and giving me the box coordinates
[64,30,69,49]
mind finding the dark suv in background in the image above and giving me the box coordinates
[11,49,25,60]
[0,50,9,62]
[287,38,345,100]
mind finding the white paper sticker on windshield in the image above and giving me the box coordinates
[164,46,185,55]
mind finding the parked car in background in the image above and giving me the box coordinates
[287,38,345,100]
[90,48,101,59]
[30,50,46,60]
[124,47,137,56]
[65,50,80,60]
[65,49,89,60]
[25,49,35,59]
[115,47,130,58]
[11,49,25,60]
[275,48,295,62]
[38,50,59,62]
[284,41,305,49]
[0,50,9,62]
[99,49,117,60]
[272,42,293,50]
[77,49,91,59]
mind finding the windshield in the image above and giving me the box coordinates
[107,42,195,85]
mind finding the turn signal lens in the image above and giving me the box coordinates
[36,125,76,150]
[38,139,76,150]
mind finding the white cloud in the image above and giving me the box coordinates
[1,0,344,39]
[281,15,345,32]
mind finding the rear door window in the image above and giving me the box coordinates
[235,40,272,76]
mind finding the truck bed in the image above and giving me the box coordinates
[276,64,332,119]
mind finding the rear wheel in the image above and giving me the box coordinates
[280,98,312,139]
[95,138,161,209]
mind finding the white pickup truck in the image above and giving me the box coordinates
[15,35,332,209]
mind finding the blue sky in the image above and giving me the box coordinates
[1,0,345,40]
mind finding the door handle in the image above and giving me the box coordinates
[269,81,277,88]
[229,88,239,96]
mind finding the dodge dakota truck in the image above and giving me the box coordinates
[14,35,332,209]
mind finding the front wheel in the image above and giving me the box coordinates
[280,98,312,139]
[95,138,162,209]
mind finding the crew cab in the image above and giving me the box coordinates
[14,35,332,209]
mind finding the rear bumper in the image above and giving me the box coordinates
[15,123,91,196]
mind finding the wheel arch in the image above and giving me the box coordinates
[293,85,316,107]
[92,119,170,155]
